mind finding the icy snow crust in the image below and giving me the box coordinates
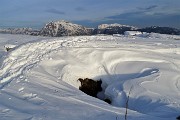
[0,33,180,120]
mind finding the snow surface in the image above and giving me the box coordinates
[0,33,180,120]
[124,31,142,36]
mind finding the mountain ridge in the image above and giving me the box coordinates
[0,20,180,36]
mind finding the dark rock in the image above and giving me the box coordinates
[0,28,40,35]
[78,78,102,98]
[5,47,12,52]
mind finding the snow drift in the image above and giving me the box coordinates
[0,33,180,120]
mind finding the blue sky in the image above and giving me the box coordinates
[0,0,180,28]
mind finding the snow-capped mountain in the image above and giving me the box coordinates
[97,23,137,30]
[40,20,93,37]
[0,28,40,36]
[95,23,138,35]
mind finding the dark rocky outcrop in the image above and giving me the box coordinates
[78,78,102,98]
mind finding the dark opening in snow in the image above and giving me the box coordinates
[78,78,102,97]
[78,78,111,104]
[104,98,111,104]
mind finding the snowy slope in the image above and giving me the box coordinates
[0,33,180,120]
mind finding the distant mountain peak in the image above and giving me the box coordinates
[41,20,93,37]
[0,20,180,36]
[98,23,138,30]
[95,23,138,34]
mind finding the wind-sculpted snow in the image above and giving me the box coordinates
[0,34,180,120]
[0,37,79,88]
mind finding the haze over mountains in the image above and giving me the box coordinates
[0,20,180,36]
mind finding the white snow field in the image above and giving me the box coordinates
[0,33,180,120]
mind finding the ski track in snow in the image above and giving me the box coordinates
[0,37,77,88]
[0,34,180,120]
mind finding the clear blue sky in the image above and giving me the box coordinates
[0,0,180,28]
